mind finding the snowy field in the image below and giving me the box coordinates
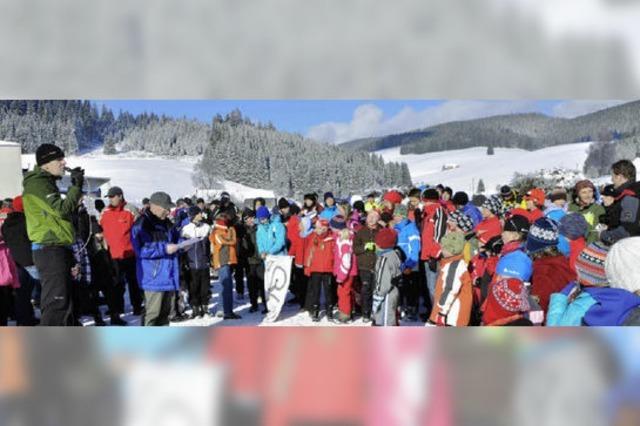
[378,142,593,193]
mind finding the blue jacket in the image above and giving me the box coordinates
[130,210,181,292]
[548,282,640,326]
[462,203,483,228]
[394,219,420,271]
[257,214,287,256]
[318,205,338,221]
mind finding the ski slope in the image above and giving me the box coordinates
[378,142,593,193]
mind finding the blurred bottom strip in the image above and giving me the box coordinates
[1,328,639,426]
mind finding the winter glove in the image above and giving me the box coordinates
[436,313,447,326]
[372,293,384,313]
[69,167,85,188]
[428,258,438,273]
[364,242,377,252]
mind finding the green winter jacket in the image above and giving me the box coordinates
[22,166,82,246]
[567,202,606,244]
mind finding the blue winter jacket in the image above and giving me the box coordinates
[318,205,338,221]
[547,282,640,326]
[130,210,181,292]
[394,219,421,271]
[462,203,483,228]
[257,214,287,256]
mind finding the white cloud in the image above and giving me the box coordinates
[551,100,627,118]
[307,100,541,144]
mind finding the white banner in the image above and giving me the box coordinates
[263,255,293,323]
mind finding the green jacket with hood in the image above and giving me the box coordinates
[22,166,82,246]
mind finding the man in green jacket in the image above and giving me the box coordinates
[22,143,84,326]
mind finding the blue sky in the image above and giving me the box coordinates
[95,100,624,144]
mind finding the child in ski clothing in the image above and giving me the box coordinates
[482,250,537,326]
[303,218,336,321]
[210,213,240,319]
[428,231,472,326]
[240,209,268,313]
[181,206,212,319]
[372,228,403,326]
[523,188,546,223]
[501,214,530,255]
[480,194,504,220]
[331,215,358,322]
[526,217,576,314]
[446,209,476,263]
[557,213,588,274]
[392,204,421,320]
[420,188,447,303]
[470,217,503,304]
[354,210,382,322]
[256,206,287,257]
[0,239,20,326]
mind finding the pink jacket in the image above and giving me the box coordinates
[333,230,358,282]
[0,241,20,289]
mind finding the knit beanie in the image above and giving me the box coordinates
[484,278,530,324]
[605,237,640,293]
[422,188,440,201]
[471,194,487,207]
[393,204,408,219]
[601,184,618,198]
[575,241,610,287]
[525,188,546,207]
[353,200,365,213]
[482,194,504,216]
[187,205,202,220]
[329,215,347,230]
[278,197,290,210]
[452,191,469,206]
[36,143,65,166]
[559,213,588,241]
[375,228,397,249]
[500,185,513,198]
[383,190,404,205]
[256,206,271,220]
[440,231,466,256]
[324,192,335,202]
[503,214,530,235]
[496,250,533,282]
[448,210,474,233]
[525,217,559,254]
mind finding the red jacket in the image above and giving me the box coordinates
[287,215,305,267]
[303,231,335,276]
[420,203,447,261]
[100,201,138,260]
[531,255,576,313]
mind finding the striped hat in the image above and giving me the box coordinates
[575,241,610,287]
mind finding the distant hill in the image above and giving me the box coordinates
[341,101,640,155]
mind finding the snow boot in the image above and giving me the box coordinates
[312,306,321,322]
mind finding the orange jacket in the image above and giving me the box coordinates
[429,255,473,326]
[210,223,237,269]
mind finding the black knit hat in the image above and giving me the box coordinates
[452,191,469,206]
[601,184,619,198]
[36,143,65,166]
[422,188,440,201]
[278,197,290,209]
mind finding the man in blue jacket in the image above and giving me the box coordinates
[256,206,287,257]
[131,192,180,326]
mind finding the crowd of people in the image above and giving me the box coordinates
[2,143,640,326]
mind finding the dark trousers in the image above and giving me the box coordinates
[291,266,308,306]
[359,269,375,317]
[247,262,265,309]
[0,286,12,326]
[305,272,335,311]
[400,271,420,312]
[15,267,37,325]
[234,262,248,295]
[189,268,211,307]
[112,257,143,314]
[33,246,75,326]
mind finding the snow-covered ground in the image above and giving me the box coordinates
[76,276,423,327]
[378,142,593,193]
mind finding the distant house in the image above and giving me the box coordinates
[441,163,460,171]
